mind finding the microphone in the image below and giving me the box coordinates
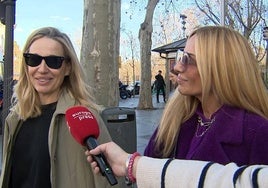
[65,106,118,186]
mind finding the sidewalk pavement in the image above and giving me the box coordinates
[119,95,165,154]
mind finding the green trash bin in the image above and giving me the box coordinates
[101,107,136,153]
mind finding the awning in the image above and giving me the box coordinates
[152,38,186,54]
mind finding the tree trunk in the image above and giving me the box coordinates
[81,0,121,107]
[137,0,159,110]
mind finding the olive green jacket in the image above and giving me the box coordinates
[0,91,125,188]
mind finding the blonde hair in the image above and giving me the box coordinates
[155,26,268,157]
[12,27,97,120]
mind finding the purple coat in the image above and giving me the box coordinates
[144,105,268,166]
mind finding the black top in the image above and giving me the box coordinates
[9,102,57,188]
[155,74,166,88]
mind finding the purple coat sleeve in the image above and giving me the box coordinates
[249,120,268,164]
[144,129,159,157]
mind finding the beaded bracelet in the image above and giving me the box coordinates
[125,152,141,183]
[125,154,132,185]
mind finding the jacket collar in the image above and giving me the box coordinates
[54,89,76,115]
[178,105,246,161]
[196,104,245,145]
[215,105,244,144]
[6,90,76,135]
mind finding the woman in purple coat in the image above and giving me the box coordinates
[144,26,268,166]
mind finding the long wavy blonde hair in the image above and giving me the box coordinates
[12,27,97,120]
[155,26,268,157]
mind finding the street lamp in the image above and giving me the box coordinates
[0,0,16,133]
[220,0,225,26]
[0,1,6,25]
[180,14,187,38]
[263,26,268,87]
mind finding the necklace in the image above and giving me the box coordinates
[195,116,215,137]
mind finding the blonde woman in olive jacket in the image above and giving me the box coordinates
[0,27,125,188]
[0,91,119,188]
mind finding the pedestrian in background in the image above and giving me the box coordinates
[0,27,124,188]
[144,26,268,166]
[169,68,178,89]
[154,70,166,103]
[169,68,178,97]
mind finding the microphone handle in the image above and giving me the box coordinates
[86,137,118,186]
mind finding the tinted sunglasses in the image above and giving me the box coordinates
[23,53,68,69]
[175,50,196,66]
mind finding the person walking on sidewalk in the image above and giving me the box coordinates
[154,70,166,103]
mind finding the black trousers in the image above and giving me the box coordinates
[156,86,166,102]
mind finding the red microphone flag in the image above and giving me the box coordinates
[65,106,100,145]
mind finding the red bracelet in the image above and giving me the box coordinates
[126,152,141,183]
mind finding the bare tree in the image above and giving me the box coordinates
[194,0,267,61]
[124,0,194,109]
[137,0,160,109]
[80,0,121,107]
[119,58,141,84]
[121,30,139,96]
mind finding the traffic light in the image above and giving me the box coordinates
[0,1,6,25]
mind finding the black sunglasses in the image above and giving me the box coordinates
[23,53,68,69]
[175,50,196,66]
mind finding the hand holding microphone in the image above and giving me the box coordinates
[65,106,118,186]
[86,142,130,177]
